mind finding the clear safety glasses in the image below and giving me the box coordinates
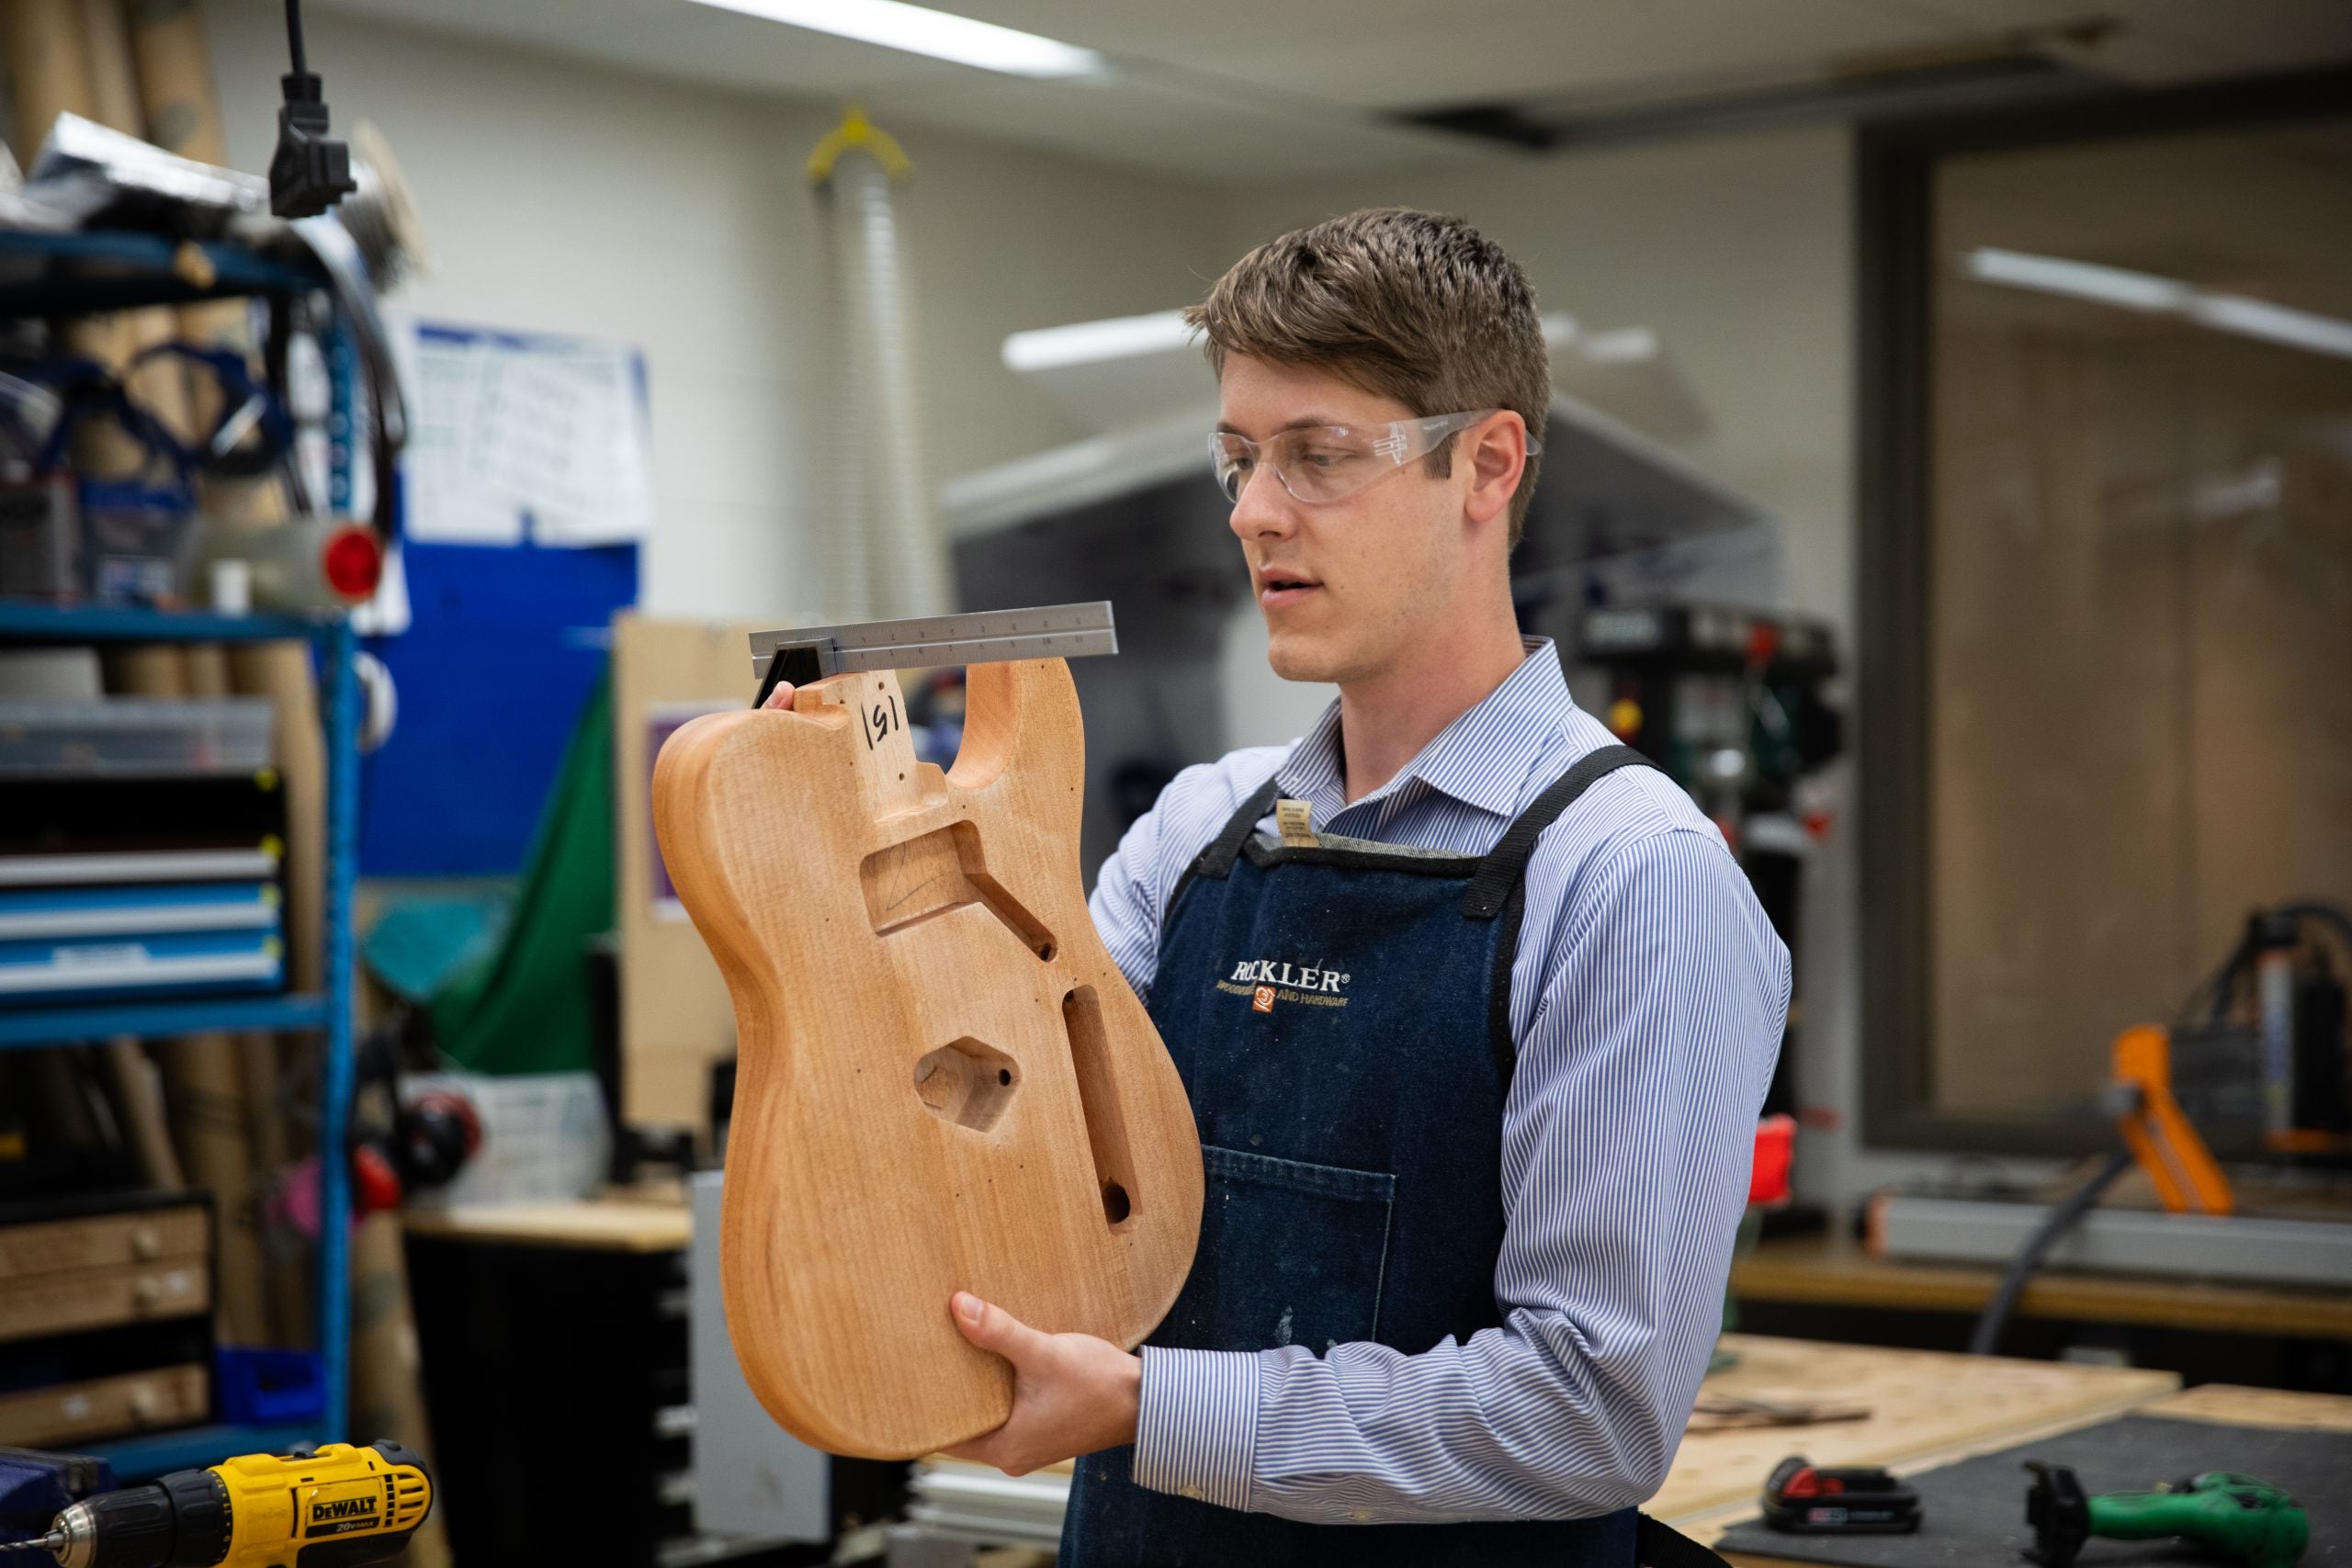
[1208,409,1535,505]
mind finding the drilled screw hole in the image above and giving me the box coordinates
[998,1068,1012,1086]
[1037,942,1057,961]
[1102,1182,1131,1224]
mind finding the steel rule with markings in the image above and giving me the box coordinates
[749,601,1118,706]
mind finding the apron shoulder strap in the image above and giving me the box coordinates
[1462,743,1655,919]
[1186,776,1283,884]
[1163,775,1283,925]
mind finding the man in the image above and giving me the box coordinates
[772,208,1788,1565]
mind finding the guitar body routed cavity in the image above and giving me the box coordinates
[651,657,1203,1458]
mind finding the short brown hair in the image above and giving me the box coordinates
[1186,208,1550,543]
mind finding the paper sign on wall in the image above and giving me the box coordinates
[398,317,654,547]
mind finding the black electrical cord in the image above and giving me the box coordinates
[2177,924,2258,1032]
[285,0,308,75]
[270,0,353,219]
[2174,900,2352,1033]
[2274,900,2352,958]
[1967,1145,2135,1356]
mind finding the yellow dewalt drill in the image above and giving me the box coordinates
[1,1441,430,1568]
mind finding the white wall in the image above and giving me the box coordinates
[206,0,1229,621]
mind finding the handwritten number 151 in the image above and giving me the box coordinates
[859,693,902,750]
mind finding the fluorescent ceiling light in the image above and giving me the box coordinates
[1578,327,1660,365]
[1964,247,2188,313]
[1964,245,2352,364]
[688,0,1104,79]
[1002,310,1195,372]
[2187,292,2352,361]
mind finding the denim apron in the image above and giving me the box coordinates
[1063,743,1696,1568]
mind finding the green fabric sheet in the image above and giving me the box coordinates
[424,671,614,1075]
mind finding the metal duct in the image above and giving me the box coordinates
[810,107,949,622]
[815,159,871,620]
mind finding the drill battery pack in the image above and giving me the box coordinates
[1761,1454,1924,1534]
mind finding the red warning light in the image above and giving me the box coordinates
[322,526,383,601]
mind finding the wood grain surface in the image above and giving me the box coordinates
[654,658,1203,1458]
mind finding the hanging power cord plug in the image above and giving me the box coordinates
[270,0,356,218]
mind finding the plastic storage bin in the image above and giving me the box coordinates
[0,698,274,776]
[215,1347,327,1427]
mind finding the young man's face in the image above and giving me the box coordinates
[1218,354,1478,687]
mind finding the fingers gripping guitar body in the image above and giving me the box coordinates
[650,657,1204,1459]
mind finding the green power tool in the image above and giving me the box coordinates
[2025,1462,2308,1568]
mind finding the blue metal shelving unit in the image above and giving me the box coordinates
[0,603,324,642]
[0,993,329,1048]
[0,231,319,317]
[0,607,361,1472]
[2,226,358,1477]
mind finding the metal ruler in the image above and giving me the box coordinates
[750,601,1117,705]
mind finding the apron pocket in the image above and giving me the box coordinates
[1157,1145,1396,1355]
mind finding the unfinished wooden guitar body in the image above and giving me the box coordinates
[651,659,1202,1458]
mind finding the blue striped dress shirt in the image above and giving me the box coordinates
[1084,636,1791,1525]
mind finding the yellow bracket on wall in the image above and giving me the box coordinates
[808,103,912,185]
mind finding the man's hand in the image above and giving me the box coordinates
[944,1292,1142,1476]
[761,680,797,710]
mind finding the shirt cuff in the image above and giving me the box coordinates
[1132,1346,1260,1512]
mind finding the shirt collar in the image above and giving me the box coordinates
[1276,636,1576,822]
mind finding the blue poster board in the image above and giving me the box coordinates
[358,539,636,875]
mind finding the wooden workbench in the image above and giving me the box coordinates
[400,1189,691,1253]
[1658,1333,2178,1549]
[1731,1232,2352,1341]
[1670,1338,2352,1567]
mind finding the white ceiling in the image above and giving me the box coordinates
[311,0,2352,182]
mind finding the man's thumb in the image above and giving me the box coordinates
[951,1292,1033,1358]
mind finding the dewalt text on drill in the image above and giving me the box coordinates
[1,1440,430,1568]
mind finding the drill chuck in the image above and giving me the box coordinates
[43,1467,231,1568]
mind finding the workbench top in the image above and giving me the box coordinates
[1685,1343,2352,1567]
[1664,1334,2178,1540]
[1733,1231,2352,1341]
[400,1189,690,1252]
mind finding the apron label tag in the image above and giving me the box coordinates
[1274,797,1317,847]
